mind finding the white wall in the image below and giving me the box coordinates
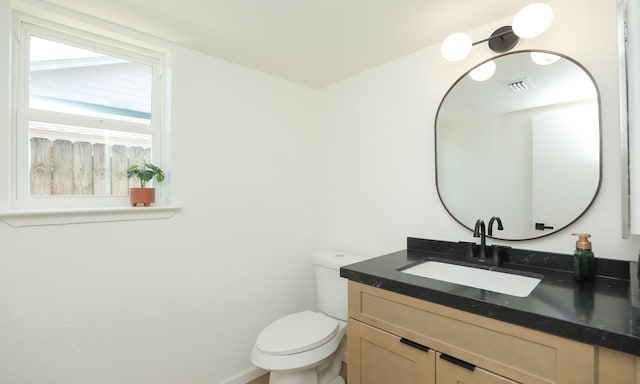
[317,0,640,259]
[0,1,320,383]
[1,0,639,383]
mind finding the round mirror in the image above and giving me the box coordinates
[435,51,601,240]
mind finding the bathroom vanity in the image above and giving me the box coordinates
[340,238,640,383]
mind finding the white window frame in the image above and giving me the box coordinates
[1,10,178,227]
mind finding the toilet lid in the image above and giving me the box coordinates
[256,311,339,356]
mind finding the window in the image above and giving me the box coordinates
[10,13,169,214]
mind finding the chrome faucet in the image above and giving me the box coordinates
[473,219,487,261]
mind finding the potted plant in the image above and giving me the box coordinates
[127,163,166,207]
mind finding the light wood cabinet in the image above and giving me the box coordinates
[436,351,517,384]
[347,281,597,384]
[349,320,435,384]
[348,318,518,384]
[597,347,640,384]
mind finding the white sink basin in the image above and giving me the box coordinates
[401,261,541,297]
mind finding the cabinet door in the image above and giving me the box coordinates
[436,352,519,384]
[347,319,435,384]
[597,347,640,384]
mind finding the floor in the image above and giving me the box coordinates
[247,363,347,383]
[247,374,269,384]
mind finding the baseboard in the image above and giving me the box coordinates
[220,362,347,384]
[219,366,268,384]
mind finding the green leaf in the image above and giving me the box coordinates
[126,163,166,188]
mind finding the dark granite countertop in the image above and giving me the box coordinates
[340,237,640,356]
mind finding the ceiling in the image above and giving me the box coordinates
[41,0,533,88]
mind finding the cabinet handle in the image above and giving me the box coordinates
[439,353,476,371]
[399,338,431,353]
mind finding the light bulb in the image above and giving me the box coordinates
[469,60,496,81]
[530,52,560,65]
[512,3,553,39]
[441,32,472,62]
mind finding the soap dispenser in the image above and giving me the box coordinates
[572,233,595,282]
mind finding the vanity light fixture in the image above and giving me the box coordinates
[441,2,553,62]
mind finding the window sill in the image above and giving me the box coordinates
[0,206,182,227]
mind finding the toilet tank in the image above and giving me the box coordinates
[314,250,367,321]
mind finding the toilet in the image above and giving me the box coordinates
[250,251,366,384]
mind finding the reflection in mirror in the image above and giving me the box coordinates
[436,51,601,240]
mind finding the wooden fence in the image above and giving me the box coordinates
[30,137,151,196]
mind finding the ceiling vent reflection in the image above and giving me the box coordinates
[506,78,535,92]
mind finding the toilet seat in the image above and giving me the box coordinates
[250,311,347,372]
[256,311,339,355]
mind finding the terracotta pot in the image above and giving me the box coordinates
[130,188,155,207]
